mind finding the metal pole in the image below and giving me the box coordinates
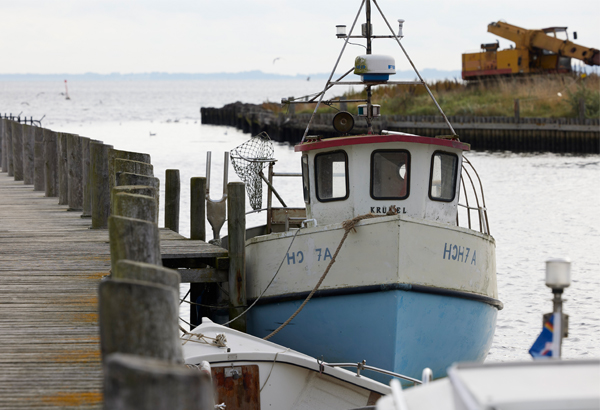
[372,0,457,136]
[301,0,366,143]
[552,289,564,357]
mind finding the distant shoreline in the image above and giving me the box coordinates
[0,69,461,82]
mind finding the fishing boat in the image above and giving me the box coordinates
[224,0,502,384]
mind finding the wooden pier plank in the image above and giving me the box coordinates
[0,173,226,408]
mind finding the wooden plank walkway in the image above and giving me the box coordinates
[0,172,227,408]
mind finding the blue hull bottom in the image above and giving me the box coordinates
[247,290,497,383]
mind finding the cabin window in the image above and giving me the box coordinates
[301,155,310,204]
[315,151,349,202]
[371,150,410,199]
[429,151,458,202]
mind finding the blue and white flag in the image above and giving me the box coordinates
[529,313,561,359]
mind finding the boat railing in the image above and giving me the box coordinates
[263,162,306,233]
[458,156,490,235]
[325,360,427,386]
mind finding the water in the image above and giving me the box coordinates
[1,80,598,363]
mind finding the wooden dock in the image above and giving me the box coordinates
[0,172,227,409]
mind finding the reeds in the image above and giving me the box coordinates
[268,73,599,119]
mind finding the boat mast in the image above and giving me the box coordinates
[365,0,373,134]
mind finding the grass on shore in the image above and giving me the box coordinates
[267,73,599,119]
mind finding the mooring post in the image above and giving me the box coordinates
[22,124,35,185]
[6,120,14,176]
[12,121,24,181]
[90,142,114,229]
[108,215,162,273]
[67,134,83,211]
[227,182,247,332]
[0,118,4,171]
[33,126,45,191]
[103,353,214,410]
[190,177,207,241]
[99,279,182,362]
[165,169,181,233]
[43,129,59,197]
[190,177,208,329]
[81,138,98,217]
[114,158,154,177]
[579,98,586,120]
[116,173,160,203]
[111,189,158,224]
[514,99,520,122]
[113,260,180,291]
[57,133,69,205]
[108,149,152,198]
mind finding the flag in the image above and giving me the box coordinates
[529,313,561,359]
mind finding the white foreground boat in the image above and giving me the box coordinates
[182,317,408,409]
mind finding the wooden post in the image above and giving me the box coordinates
[81,137,97,218]
[108,215,162,274]
[67,134,83,211]
[165,169,180,233]
[190,177,206,241]
[114,260,180,291]
[579,98,586,120]
[190,177,207,329]
[43,129,59,197]
[90,142,114,229]
[514,98,520,121]
[6,120,14,176]
[117,172,159,187]
[33,126,45,191]
[227,182,246,332]
[115,158,154,177]
[108,149,152,198]
[57,133,69,205]
[116,173,160,204]
[103,353,214,410]
[22,124,35,185]
[99,279,183,362]
[12,121,24,181]
[112,191,158,224]
[0,118,4,171]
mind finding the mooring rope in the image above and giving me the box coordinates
[263,213,381,340]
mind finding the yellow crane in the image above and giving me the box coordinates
[462,21,599,80]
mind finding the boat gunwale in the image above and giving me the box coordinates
[246,213,496,246]
[246,282,504,310]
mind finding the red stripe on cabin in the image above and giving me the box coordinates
[294,134,470,152]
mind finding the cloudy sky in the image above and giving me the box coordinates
[1,0,598,75]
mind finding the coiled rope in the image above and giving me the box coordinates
[263,213,380,340]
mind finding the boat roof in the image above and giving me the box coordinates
[394,359,600,410]
[294,134,470,153]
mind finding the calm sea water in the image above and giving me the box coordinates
[1,80,598,364]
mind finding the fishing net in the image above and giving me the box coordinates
[230,132,275,210]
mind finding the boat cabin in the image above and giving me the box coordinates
[294,134,470,227]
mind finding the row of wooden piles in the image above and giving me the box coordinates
[0,118,229,409]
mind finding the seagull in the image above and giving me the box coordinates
[273,57,281,64]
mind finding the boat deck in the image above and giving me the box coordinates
[0,172,226,409]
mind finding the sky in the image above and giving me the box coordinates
[0,0,599,76]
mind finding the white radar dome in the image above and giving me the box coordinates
[354,54,396,82]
